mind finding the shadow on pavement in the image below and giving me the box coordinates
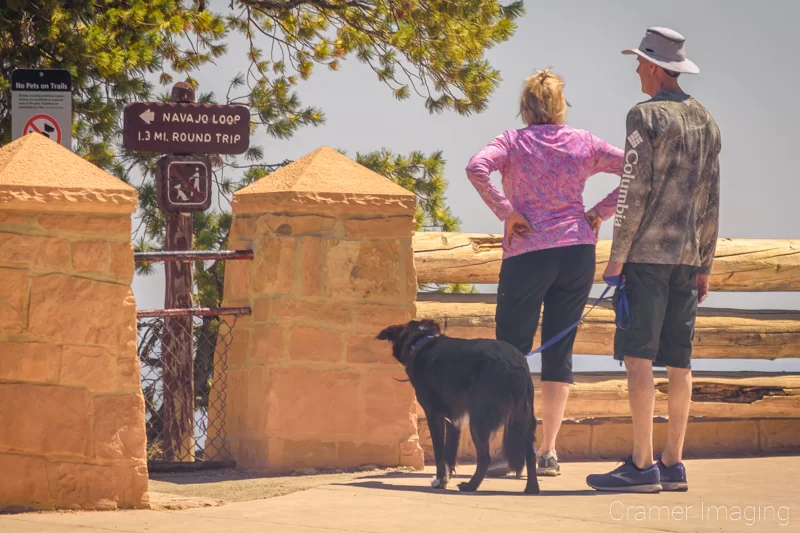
[340,480,599,497]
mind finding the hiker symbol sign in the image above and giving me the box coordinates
[155,155,212,213]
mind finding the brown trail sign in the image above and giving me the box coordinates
[123,102,249,154]
[125,83,251,465]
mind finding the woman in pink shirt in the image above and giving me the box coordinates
[465,68,623,478]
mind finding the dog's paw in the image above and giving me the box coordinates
[458,482,477,492]
[430,476,448,489]
[524,483,540,495]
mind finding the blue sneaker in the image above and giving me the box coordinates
[586,457,662,493]
[657,459,689,491]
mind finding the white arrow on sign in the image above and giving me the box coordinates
[139,109,155,124]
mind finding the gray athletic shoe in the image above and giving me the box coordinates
[536,450,561,476]
[485,454,511,478]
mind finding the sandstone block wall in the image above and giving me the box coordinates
[213,147,424,473]
[417,408,800,463]
[0,134,147,511]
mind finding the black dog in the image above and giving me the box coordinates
[377,319,539,494]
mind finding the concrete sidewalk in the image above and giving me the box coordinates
[2,457,797,532]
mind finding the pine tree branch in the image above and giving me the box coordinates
[239,0,374,11]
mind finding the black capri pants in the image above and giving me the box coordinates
[495,244,596,384]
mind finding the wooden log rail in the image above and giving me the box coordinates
[416,294,800,360]
[413,233,800,291]
[528,372,800,419]
[413,372,800,420]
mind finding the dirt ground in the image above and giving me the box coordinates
[147,465,418,509]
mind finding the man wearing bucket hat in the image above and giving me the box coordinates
[586,27,721,493]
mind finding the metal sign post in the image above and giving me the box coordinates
[123,83,250,462]
[11,68,72,149]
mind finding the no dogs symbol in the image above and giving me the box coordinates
[23,114,62,144]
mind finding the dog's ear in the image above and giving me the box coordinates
[377,324,407,342]
[416,319,442,336]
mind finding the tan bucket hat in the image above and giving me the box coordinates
[622,27,699,74]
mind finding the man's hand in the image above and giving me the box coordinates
[603,260,624,282]
[585,208,603,238]
[505,211,533,245]
[697,273,710,304]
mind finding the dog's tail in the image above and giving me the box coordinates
[502,378,535,476]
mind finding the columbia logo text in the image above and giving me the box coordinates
[628,130,644,149]
[614,149,639,227]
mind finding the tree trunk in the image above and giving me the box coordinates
[416,294,800,359]
[412,233,800,291]
[162,212,195,462]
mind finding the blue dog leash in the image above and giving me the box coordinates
[525,274,630,358]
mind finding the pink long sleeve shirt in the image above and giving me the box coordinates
[465,124,624,260]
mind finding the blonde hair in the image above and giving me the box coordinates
[519,68,567,126]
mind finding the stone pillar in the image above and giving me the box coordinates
[218,147,424,473]
[0,134,147,511]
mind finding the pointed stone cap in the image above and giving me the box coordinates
[0,134,137,214]
[233,147,416,215]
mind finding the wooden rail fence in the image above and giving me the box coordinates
[413,233,800,291]
[411,233,800,459]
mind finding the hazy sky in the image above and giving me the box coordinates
[132,0,799,372]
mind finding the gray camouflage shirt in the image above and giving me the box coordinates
[610,91,721,274]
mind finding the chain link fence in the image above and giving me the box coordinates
[137,312,240,467]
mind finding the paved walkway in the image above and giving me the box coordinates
[2,457,797,532]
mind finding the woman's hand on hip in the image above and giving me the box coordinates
[505,211,533,245]
[585,208,602,238]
